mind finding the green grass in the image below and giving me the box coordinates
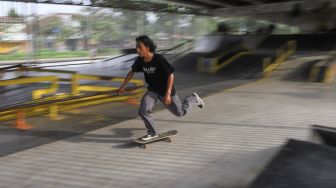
[96,48,119,56]
[35,50,89,59]
[0,48,121,62]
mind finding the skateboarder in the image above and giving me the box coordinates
[118,35,204,141]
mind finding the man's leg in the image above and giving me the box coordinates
[164,93,200,117]
[138,91,159,136]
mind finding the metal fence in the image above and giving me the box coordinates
[0,1,213,64]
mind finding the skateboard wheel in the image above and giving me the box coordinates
[164,138,172,142]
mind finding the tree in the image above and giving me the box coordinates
[81,7,131,45]
[8,8,19,17]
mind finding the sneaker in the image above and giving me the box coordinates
[192,93,204,108]
[141,134,159,141]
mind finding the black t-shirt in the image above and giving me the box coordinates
[132,54,176,97]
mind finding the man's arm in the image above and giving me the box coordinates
[121,70,135,88]
[118,70,134,96]
[166,73,174,96]
[163,73,174,105]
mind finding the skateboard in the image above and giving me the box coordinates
[132,130,178,149]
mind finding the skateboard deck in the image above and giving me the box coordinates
[132,130,178,148]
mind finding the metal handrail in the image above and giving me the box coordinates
[0,85,143,113]
[263,40,297,77]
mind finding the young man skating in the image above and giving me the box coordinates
[118,35,204,141]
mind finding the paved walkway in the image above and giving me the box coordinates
[1,56,336,188]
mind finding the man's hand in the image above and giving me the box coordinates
[163,94,172,105]
[118,87,125,96]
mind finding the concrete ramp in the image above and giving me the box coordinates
[249,139,336,188]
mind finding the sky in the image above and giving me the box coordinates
[0,1,160,23]
[0,1,83,16]
[0,1,161,23]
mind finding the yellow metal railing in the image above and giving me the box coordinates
[197,51,253,74]
[308,50,336,83]
[18,67,144,95]
[0,86,144,122]
[71,74,143,95]
[308,59,327,82]
[0,76,59,100]
[214,51,252,74]
[263,40,297,77]
[196,41,249,74]
[0,67,145,121]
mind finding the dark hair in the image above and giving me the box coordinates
[136,35,157,53]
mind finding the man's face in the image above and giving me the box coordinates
[136,41,150,57]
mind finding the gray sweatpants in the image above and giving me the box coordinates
[138,90,197,136]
